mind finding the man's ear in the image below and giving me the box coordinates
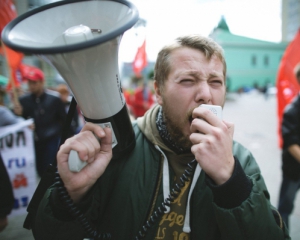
[154,80,163,105]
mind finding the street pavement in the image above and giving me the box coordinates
[0,91,299,239]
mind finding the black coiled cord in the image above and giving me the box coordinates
[54,172,111,240]
[135,159,197,240]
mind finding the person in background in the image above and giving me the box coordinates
[33,34,290,240]
[0,87,24,126]
[0,106,23,126]
[0,88,17,233]
[278,62,300,229]
[14,67,66,178]
[122,86,135,121]
[56,84,80,137]
[0,154,14,233]
[262,80,272,100]
[132,79,154,118]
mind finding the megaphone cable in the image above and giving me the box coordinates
[54,172,112,239]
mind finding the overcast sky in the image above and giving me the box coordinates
[45,0,282,63]
[119,0,282,62]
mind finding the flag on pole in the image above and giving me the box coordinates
[276,29,300,148]
[0,0,24,91]
[0,0,17,34]
[3,45,24,90]
[132,39,147,77]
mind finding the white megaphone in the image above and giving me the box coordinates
[2,0,139,172]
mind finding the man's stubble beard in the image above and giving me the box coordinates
[161,101,193,151]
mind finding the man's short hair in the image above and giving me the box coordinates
[294,63,300,82]
[154,34,227,91]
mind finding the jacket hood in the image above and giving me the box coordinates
[137,104,173,153]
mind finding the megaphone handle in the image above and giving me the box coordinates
[68,150,88,172]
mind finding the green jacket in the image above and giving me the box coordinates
[33,106,290,240]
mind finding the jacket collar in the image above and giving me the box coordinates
[30,91,46,101]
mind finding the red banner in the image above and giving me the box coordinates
[0,0,17,35]
[0,1,24,90]
[3,45,23,90]
[276,29,300,148]
[133,40,147,77]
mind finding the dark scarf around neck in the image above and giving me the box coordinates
[155,106,188,154]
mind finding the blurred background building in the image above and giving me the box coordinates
[209,17,288,92]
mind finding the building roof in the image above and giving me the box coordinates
[215,15,230,32]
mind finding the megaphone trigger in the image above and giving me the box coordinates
[68,149,88,172]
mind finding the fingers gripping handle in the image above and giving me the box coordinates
[67,123,116,172]
[68,150,88,172]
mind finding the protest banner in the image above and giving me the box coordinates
[0,119,37,216]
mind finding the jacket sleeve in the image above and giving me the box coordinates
[55,97,67,126]
[32,185,96,240]
[208,142,291,240]
[0,107,23,126]
[32,158,126,240]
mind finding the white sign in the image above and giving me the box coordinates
[0,119,37,217]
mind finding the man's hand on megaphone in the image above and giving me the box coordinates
[57,122,113,203]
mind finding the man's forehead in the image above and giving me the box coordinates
[169,48,225,73]
[170,55,224,76]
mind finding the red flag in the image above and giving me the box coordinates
[0,0,24,91]
[5,62,30,91]
[0,0,17,35]
[4,45,23,69]
[133,40,147,77]
[276,29,300,148]
[3,43,24,90]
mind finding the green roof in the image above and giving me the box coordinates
[215,15,230,32]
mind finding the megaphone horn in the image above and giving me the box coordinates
[2,0,139,167]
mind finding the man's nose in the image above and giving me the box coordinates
[194,82,212,104]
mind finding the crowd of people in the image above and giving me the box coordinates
[0,66,157,180]
[0,34,298,239]
[123,77,156,120]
